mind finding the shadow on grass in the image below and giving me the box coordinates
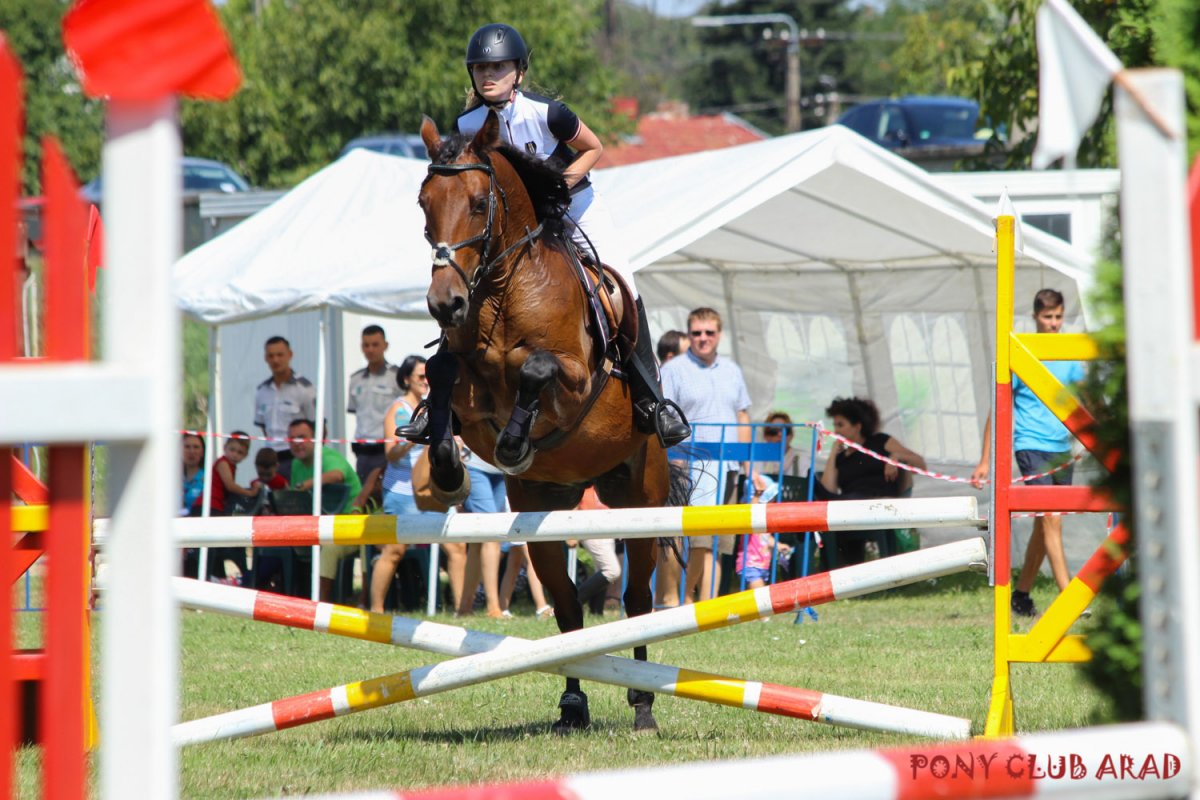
[848,569,989,601]
[328,716,692,745]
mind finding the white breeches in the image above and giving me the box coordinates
[567,184,638,300]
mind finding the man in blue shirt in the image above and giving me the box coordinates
[973,289,1084,617]
[662,307,765,602]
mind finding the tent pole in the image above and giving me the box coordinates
[847,272,876,399]
[197,325,218,582]
[312,309,327,601]
[720,270,744,369]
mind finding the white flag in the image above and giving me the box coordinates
[1031,0,1122,169]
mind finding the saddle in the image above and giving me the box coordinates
[566,239,639,366]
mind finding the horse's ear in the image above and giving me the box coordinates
[420,115,441,160]
[472,110,502,153]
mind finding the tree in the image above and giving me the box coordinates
[952,0,1200,168]
[685,0,862,134]
[0,0,104,193]
[886,0,999,96]
[182,0,623,188]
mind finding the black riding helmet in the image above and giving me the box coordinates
[466,23,530,101]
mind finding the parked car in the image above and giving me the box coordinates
[836,96,990,150]
[81,156,251,204]
[339,133,428,161]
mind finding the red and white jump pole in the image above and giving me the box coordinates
[94,496,981,549]
[258,721,1193,800]
[172,538,986,745]
[172,577,972,740]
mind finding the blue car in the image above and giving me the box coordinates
[836,96,991,150]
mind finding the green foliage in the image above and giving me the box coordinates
[955,0,1198,168]
[603,3,698,117]
[182,318,210,430]
[0,0,104,192]
[686,0,862,134]
[885,0,1000,96]
[1077,221,1142,721]
[182,0,622,188]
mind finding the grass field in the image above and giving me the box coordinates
[14,570,1115,798]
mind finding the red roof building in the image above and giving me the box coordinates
[597,100,767,168]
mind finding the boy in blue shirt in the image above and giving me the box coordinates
[973,289,1083,617]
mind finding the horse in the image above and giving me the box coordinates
[417,111,687,734]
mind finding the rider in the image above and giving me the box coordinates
[400,22,690,450]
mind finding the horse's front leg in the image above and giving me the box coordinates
[494,349,561,474]
[426,351,471,506]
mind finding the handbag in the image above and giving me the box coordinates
[411,447,450,513]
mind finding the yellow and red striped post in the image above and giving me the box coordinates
[105,496,982,550]
[173,538,987,745]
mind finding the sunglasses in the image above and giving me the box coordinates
[763,427,782,437]
[689,329,717,338]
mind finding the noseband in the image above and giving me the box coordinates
[425,155,543,300]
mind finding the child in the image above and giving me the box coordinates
[193,432,258,516]
[736,475,789,593]
[251,447,289,491]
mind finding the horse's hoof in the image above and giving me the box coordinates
[430,468,471,507]
[551,690,590,735]
[628,689,658,733]
[494,436,535,476]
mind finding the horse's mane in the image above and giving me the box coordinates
[431,133,570,235]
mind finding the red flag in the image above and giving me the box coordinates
[63,0,240,101]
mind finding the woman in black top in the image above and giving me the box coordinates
[819,397,926,567]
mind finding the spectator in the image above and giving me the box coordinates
[818,397,925,568]
[662,307,763,602]
[254,336,316,481]
[191,432,257,582]
[656,329,688,364]
[758,411,810,477]
[498,542,553,619]
[287,418,363,602]
[370,356,430,614]
[250,447,289,491]
[181,433,206,515]
[348,324,400,485]
[457,438,505,618]
[972,288,1084,618]
[195,432,259,516]
[572,488,623,615]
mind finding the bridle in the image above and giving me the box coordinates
[424,154,543,301]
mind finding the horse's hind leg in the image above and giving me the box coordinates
[495,350,559,474]
[623,536,659,733]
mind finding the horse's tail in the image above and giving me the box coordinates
[666,461,693,508]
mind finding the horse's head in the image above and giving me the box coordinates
[418,112,507,329]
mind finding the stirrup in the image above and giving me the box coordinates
[652,399,690,448]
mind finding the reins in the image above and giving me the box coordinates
[424,156,543,301]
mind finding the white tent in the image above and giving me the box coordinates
[175,126,1096,480]
[594,126,1095,473]
[174,148,433,323]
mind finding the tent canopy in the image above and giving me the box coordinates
[173,149,433,323]
[594,127,1094,471]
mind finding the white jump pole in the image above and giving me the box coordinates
[173,538,986,744]
[103,496,981,549]
[171,576,972,740]
[254,721,1192,800]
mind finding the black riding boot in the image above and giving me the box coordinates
[627,298,690,448]
[397,346,457,444]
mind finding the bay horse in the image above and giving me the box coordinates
[417,111,686,733]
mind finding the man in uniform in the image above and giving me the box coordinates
[254,336,316,481]
[347,325,399,485]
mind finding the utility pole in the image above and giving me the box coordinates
[693,13,802,132]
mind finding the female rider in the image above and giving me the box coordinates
[400,23,689,452]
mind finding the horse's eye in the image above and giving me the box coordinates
[471,196,488,215]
